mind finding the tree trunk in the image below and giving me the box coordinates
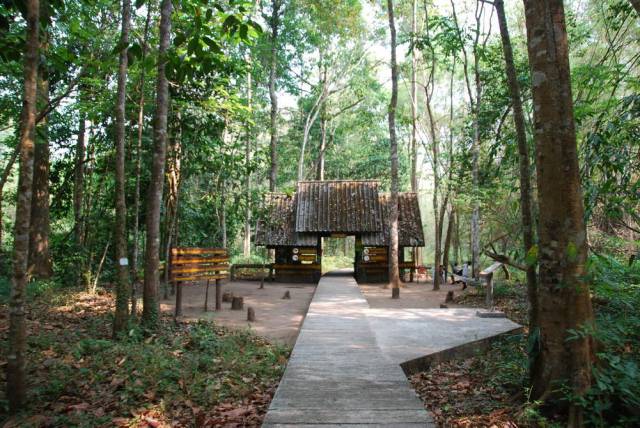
[142,0,172,329]
[410,0,418,193]
[630,0,640,15]
[130,2,152,314]
[442,207,454,278]
[74,108,86,247]
[316,109,327,181]
[28,58,52,279]
[0,146,20,249]
[494,0,537,328]
[387,0,400,296]
[244,66,252,258]
[268,0,281,192]
[113,0,131,337]
[523,1,594,421]
[7,0,39,412]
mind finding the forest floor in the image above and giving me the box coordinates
[160,280,316,346]
[0,286,290,427]
[407,282,531,427]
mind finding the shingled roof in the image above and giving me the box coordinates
[361,193,425,247]
[295,180,382,233]
[256,181,424,248]
[254,193,317,247]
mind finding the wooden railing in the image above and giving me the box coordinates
[170,247,229,316]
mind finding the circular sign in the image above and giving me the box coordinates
[292,248,299,254]
[292,254,299,261]
[363,248,369,255]
[363,255,370,262]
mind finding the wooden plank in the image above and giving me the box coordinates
[274,264,320,270]
[480,262,503,276]
[170,264,229,274]
[172,273,229,282]
[170,256,229,264]
[171,248,227,256]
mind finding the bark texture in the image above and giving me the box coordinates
[523,0,594,420]
[74,110,86,247]
[495,0,537,328]
[387,0,400,294]
[143,0,172,328]
[113,0,131,336]
[268,0,281,192]
[7,0,39,412]
[29,56,52,279]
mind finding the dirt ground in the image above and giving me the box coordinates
[359,278,468,309]
[160,280,316,346]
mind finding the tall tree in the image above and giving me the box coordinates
[494,0,537,327]
[268,0,281,192]
[29,36,52,279]
[387,0,400,297]
[410,0,418,193]
[74,107,86,247]
[7,0,40,412]
[143,0,172,328]
[113,0,131,336]
[131,3,153,313]
[523,0,595,422]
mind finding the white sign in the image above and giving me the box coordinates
[119,258,129,266]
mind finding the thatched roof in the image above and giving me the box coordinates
[295,180,382,233]
[256,180,424,248]
[254,193,317,247]
[361,193,425,247]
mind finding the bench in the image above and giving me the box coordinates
[230,263,274,282]
[169,247,230,316]
[450,261,504,309]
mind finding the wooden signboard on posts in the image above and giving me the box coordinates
[169,247,230,317]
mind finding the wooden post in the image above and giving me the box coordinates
[230,265,235,281]
[247,306,255,321]
[215,278,222,311]
[231,296,244,310]
[174,281,182,317]
[204,279,210,311]
[485,272,494,309]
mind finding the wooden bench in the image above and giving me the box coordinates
[450,261,504,309]
[230,263,274,281]
[169,247,229,316]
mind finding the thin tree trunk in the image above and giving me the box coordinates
[0,146,20,248]
[244,65,252,257]
[410,0,418,193]
[142,0,172,328]
[7,0,39,412]
[268,0,281,192]
[316,109,327,181]
[163,114,181,293]
[113,0,131,337]
[130,2,152,314]
[74,109,86,247]
[387,0,400,296]
[442,207,454,280]
[494,0,537,328]
[523,1,594,422]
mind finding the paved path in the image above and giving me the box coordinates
[263,272,434,427]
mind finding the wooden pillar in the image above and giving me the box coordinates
[174,281,182,317]
[215,278,222,310]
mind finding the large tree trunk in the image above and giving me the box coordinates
[142,0,172,328]
[130,3,152,314]
[113,0,131,337]
[523,0,594,422]
[7,0,39,412]
[28,58,52,279]
[268,0,281,192]
[387,0,400,296]
[495,0,537,328]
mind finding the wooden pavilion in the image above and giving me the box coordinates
[255,180,425,283]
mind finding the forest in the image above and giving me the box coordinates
[1,0,639,426]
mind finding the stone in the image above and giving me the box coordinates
[282,290,291,299]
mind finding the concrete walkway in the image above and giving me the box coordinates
[263,272,434,427]
[263,271,520,427]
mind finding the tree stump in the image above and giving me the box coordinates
[231,296,244,310]
[247,307,255,322]
[440,303,448,309]
[222,291,234,303]
[282,290,291,300]
[445,291,454,303]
